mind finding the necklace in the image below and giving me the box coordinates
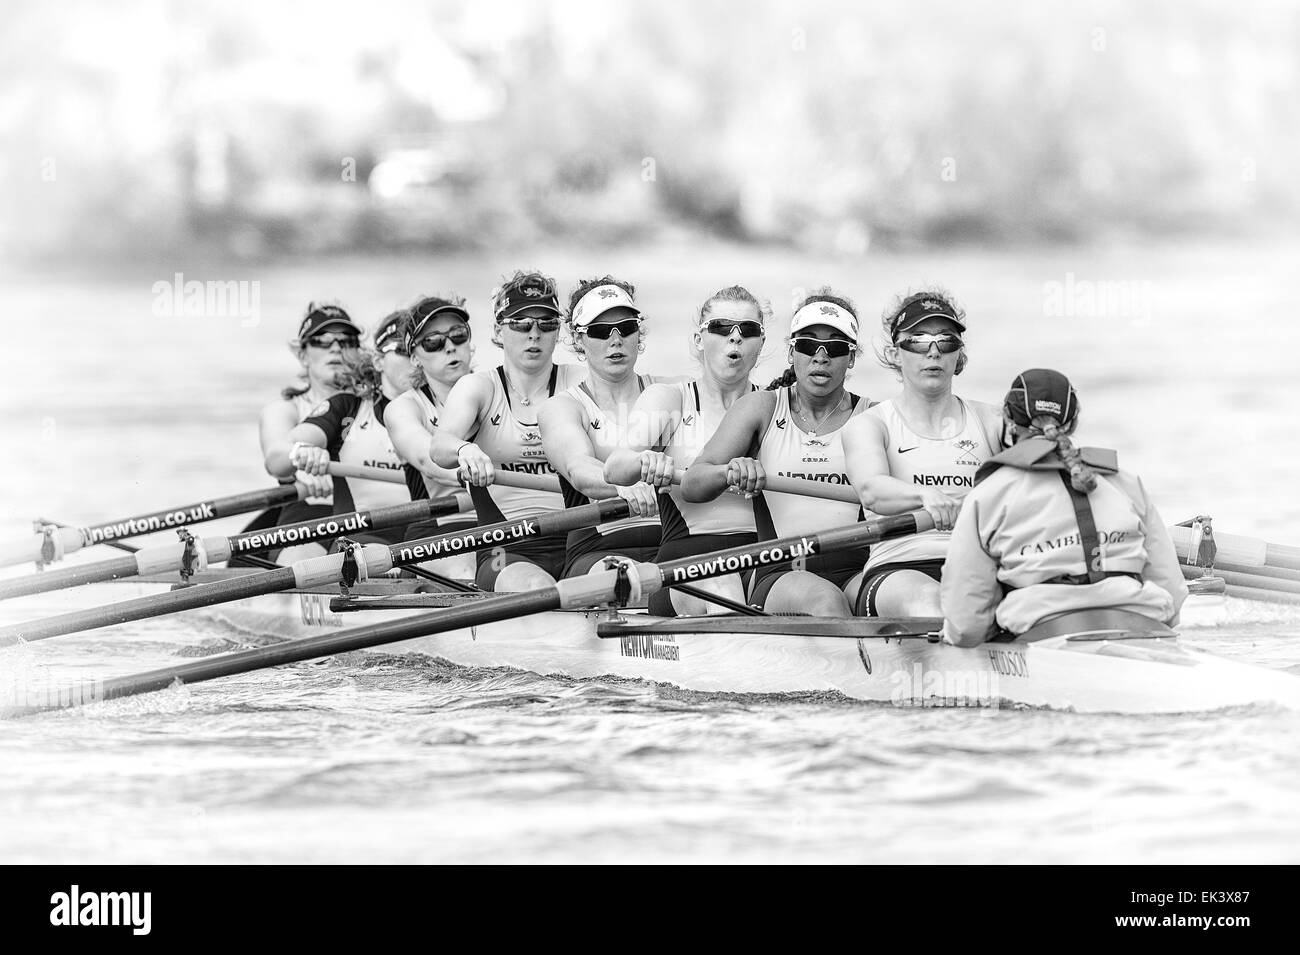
[793,390,848,436]
[503,367,547,406]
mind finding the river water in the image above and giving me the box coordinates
[0,240,1296,863]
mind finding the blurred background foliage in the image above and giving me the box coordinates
[2,0,1297,263]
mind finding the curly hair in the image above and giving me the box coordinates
[874,287,968,378]
[486,270,557,348]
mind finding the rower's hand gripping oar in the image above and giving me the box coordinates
[0,499,629,646]
[4,510,934,717]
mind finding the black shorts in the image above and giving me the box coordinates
[746,548,869,611]
[474,532,568,589]
[855,559,945,616]
[562,524,662,578]
[648,532,757,616]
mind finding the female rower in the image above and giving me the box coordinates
[429,271,584,590]
[941,369,1188,646]
[264,310,411,547]
[681,290,871,616]
[603,286,768,615]
[538,276,668,578]
[382,297,479,563]
[252,304,360,560]
[842,290,1002,617]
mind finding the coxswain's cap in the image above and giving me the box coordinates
[1005,368,1079,427]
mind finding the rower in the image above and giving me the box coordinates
[382,297,479,576]
[843,290,1002,617]
[254,303,359,560]
[940,369,1189,646]
[264,309,412,548]
[429,271,584,590]
[604,286,767,615]
[681,289,870,616]
[538,277,672,578]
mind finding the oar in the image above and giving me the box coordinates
[485,467,863,505]
[4,510,933,717]
[1170,524,1300,573]
[0,463,408,572]
[326,463,406,485]
[0,494,473,602]
[0,500,628,645]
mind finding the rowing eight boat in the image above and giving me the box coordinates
[8,570,1292,715]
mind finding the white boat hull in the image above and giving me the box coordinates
[4,577,1296,714]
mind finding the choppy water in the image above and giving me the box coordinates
[1,241,1297,863]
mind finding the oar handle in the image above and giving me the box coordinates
[326,463,406,485]
[482,466,862,506]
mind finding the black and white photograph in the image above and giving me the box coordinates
[0,0,1296,889]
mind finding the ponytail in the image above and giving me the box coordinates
[765,367,797,390]
[1036,417,1096,493]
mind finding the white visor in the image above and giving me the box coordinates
[571,284,641,328]
[790,301,858,342]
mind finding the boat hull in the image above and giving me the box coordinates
[4,576,1295,714]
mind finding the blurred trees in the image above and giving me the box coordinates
[2,0,1297,263]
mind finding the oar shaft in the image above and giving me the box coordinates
[0,484,305,570]
[9,507,934,716]
[0,499,626,645]
[0,496,469,602]
[326,462,406,485]
[489,468,864,505]
[13,589,563,716]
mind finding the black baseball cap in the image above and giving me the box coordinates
[405,298,471,352]
[297,305,361,342]
[373,310,408,351]
[890,295,966,337]
[1004,368,1079,427]
[496,275,561,320]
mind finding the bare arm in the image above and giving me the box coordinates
[842,413,929,512]
[539,394,620,498]
[428,375,492,468]
[604,383,681,486]
[843,412,961,528]
[386,390,462,489]
[681,391,773,503]
[259,398,304,475]
[265,421,328,479]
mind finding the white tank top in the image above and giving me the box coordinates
[661,381,757,539]
[756,387,864,537]
[404,385,463,507]
[862,396,997,569]
[471,364,584,522]
[560,377,664,535]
